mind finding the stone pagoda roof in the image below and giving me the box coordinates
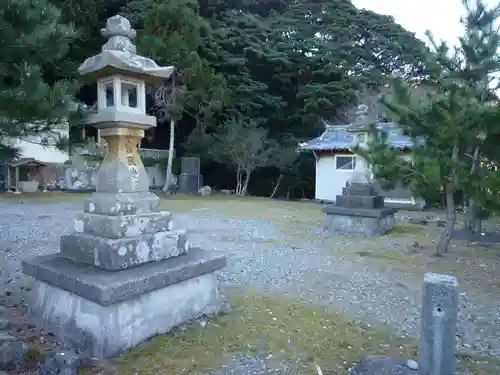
[77,15,174,82]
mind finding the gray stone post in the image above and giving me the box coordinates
[418,273,459,375]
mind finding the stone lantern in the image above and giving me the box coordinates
[77,14,173,193]
[347,104,370,147]
[22,15,226,359]
[346,104,372,183]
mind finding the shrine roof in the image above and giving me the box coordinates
[298,122,414,152]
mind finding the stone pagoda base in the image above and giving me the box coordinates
[322,182,397,237]
[23,248,225,358]
[22,190,226,358]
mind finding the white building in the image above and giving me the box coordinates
[299,122,423,208]
[9,130,71,164]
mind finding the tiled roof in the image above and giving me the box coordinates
[298,122,413,151]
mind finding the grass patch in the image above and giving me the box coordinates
[111,288,417,375]
[107,289,497,375]
[387,222,427,236]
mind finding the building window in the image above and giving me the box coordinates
[335,155,356,171]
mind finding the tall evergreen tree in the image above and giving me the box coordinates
[355,0,500,256]
[0,0,81,161]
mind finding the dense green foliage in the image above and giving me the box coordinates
[0,0,82,160]
[354,0,500,255]
[1,0,433,196]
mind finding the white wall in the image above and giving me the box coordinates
[315,152,420,206]
[315,153,366,201]
[8,128,70,164]
[13,139,69,164]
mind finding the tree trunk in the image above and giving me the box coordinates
[435,142,459,256]
[466,145,482,235]
[235,168,243,195]
[162,118,175,192]
[436,182,457,256]
[466,200,481,234]
[240,170,252,196]
[269,173,283,198]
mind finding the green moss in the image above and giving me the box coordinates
[112,289,416,375]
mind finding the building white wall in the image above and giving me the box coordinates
[12,138,69,164]
[315,153,367,201]
[8,128,70,164]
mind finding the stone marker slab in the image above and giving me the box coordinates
[83,191,161,215]
[60,229,188,270]
[419,273,459,375]
[22,247,226,306]
[74,210,173,239]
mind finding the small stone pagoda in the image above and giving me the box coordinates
[322,178,397,236]
[322,105,397,237]
[22,15,226,358]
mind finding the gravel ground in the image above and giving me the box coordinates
[0,199,499,363]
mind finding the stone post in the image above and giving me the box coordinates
[6,166,11,192]
[14,166,20,194]
[418,273,459,375]
[22,14,226,359]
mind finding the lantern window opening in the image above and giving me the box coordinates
[121,81,139,109]
[97,79,115,109]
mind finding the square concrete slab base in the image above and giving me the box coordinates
[26,272,222,358]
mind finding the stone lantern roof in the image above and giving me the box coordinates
[77,15,174,82]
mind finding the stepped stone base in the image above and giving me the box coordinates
[60,229,189,270]
[322,206,397,237]
[22,249,226,358]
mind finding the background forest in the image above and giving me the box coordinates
[1,0,435,198]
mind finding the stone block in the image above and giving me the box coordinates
[22,247,226,306]
[60,230,188,270]
[323,212,395,236]
[322,205,397,236]
[26,272,222,358]
[74,210,173,239]
[83,191,161,216]
[335,195,385,209]
[343,182,377,196]
[96,157,150,193]
[178,173,200,194]
[419,273,459,375]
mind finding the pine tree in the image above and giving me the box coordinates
[355,0,500,256]
[0,0,80,161]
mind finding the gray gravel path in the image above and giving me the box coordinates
[0,199,499,361]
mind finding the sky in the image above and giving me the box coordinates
[351,0,491,47]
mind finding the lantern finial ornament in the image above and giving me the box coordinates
[101,15,137,54]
